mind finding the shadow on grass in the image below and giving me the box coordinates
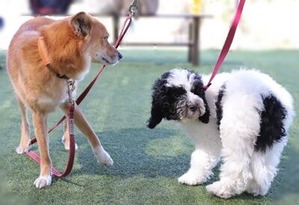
[74,127,190,179]
[270,142,299,204]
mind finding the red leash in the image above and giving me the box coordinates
[27,102,75,178]
[26,13,134,178]
[204,0,245,90]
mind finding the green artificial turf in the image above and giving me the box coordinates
[0,49,298,205]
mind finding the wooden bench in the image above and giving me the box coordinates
[111,14,212,66]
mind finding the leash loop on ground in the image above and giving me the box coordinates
[52,101,75,177]
[204,0,246,90]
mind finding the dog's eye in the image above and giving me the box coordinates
[103,36,109,43]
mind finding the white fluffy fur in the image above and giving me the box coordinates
[159,69,295,198]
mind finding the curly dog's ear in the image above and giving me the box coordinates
[198,97,210,124]
[147,73,170,129]
[192,77,210,124]
[147,102,164,129]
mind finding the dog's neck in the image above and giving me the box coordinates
[38,36,71,80]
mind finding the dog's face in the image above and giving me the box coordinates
[147,69,210,129]
[70,12,122,65]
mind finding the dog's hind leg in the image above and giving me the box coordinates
[62,120,78,150]
[32,112,52,188]
[16,98,31,154]
[247,139,287,196]
[206,132,258,199]
[206,129,257,198]
[60,103,113,166]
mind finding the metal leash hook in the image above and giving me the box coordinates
[67,80,75,103]
[129,0,138,15]
[66,79,75,136]
[114,0,137,47]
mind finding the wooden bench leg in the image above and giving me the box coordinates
[111,15,203,66]
[191,16,201,66]
[113,15,120,44]
[188,21,193,63]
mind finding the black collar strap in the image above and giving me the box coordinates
[46,64,70,80]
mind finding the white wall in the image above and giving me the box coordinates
[201,0,299,49]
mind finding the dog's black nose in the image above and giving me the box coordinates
[118,51,123,59]
[190,105,198,112]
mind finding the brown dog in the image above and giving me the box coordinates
[7,12,122,188]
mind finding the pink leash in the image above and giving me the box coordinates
[204,0,246,90]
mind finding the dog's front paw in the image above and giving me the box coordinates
[16,146,30,154]
[16,140,31,154]
[16,145,31,154]
[206,181,233,199]
[34,175,52,189]
[178,171,206,185]
[93,146,113,166]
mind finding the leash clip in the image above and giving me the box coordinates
[128,0,138,15]
[67,80,75,103]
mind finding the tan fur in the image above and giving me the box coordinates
[7,12,122,188]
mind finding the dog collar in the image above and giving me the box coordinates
[38,36,70,80]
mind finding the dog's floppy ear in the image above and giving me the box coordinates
[70,12,91,37]
[192,76,210,124]
[198,97,210,124]
[147,74,170,129]
[147,102,164,129]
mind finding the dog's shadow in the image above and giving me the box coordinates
[74,127,191,178]
[269,142,299,202]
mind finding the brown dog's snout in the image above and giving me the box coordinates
[117,51,123,60]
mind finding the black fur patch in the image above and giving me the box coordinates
[215,84,226,129]
[191,73,210,123]
[163,86,187,120]
[147,71,188,128]
[191,74,205,97]
[255,94,287,152]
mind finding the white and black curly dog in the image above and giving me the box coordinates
[147,68,295,198]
